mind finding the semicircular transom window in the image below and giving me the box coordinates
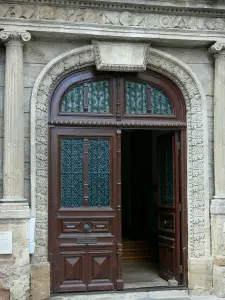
[126,81,173,115]
[61,80,110,113]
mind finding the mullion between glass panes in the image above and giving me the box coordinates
[83,138,88,206]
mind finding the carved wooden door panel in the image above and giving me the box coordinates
[157,132,181,283]
[49,127,123,293]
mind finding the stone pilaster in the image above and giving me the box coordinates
[0,29,31,300]
[0,30,31,218]
[209,42,225,297]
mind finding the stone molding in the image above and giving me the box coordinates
[209,41,225,55]
[92,40,149,72]
[0,29,31,43]
[0,2,225,33]
[30,45,210,263]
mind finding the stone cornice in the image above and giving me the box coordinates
[1,0,225,16]
[0,29,31,43]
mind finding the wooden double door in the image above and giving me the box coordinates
[49,126,185,293]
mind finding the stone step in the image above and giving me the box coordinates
[51,289,190,300]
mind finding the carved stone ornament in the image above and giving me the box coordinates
[30,45,209,263]
[0,29,31,43]
[0,3,225,32]
[93,40,149,72]
[209,41,225,54]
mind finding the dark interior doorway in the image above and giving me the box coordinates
[121,129,180,288]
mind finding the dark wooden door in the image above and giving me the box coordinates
[49,127,123,293]
[157,132,181,282]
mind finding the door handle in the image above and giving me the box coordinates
[164,220,168,226]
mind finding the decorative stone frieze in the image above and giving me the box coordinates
[0,3,225,32]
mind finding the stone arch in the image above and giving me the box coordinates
[30,45,210,264]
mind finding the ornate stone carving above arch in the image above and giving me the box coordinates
[30,45,210,265]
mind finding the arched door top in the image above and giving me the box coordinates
[49,67,186,127]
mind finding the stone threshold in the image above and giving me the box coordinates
[50,288,190,300]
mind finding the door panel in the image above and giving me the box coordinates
[49,127,123,293]
[157,132,180,282]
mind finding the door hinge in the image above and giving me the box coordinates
[177,141,181,150]
[179,203,182,211]
[180,265,183,273]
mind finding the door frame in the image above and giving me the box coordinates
[48,68,188,291]
[120,127,187,286]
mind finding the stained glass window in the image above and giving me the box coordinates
[61,137,110,208]
[61,81,110,113]
[61,138,84,207]
[88,139,110,207]
[158,137,174,206]
[125,81,172,115]
[61,85,84,112]
[151,87,172,114]
[88,81,110,113]
[126,81,148,114]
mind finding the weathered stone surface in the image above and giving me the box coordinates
[157,47,213,64]
[188,63,214,96]
[0,64,4,87]
[24,87,32,113]
[30,262,50,300]
[24,41,89,64]
[188,258,213,295]
[213,265,225,297]
[0,220,30,300]
[0,86,3,116]
[24,64,45,88]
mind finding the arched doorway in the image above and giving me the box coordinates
[48,67,187,293]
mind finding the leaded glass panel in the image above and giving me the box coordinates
[125,81,173,115]
[151,87,172,114]
[159,138,174,206]
[61,138,84,207]
[61,81,110,113]
[126,81,148,114]
[88,139,110,207]
[88,81,110,113]
[61,85,84,112]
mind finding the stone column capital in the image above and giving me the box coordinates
[209,41,225,55]
[0,29,31,44]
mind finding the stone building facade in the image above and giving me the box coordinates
[0,0,225,299]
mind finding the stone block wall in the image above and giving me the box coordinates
[158,47,215,201]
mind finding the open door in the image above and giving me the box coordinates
[49,127,123,293]
[157,132,181,283]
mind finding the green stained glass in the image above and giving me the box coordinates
[88,81,110,113]
[126,81,148,114]
[88,139,110,207]
[158,137,174,206]
[61,85,84,112]
[61,81,109,113]
[125,81,172,115]
[151,87,172,114]
[61,138,84,207]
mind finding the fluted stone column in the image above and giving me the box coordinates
[0,30,31,217]
[0,29,31,300]
[210,42,225,297]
